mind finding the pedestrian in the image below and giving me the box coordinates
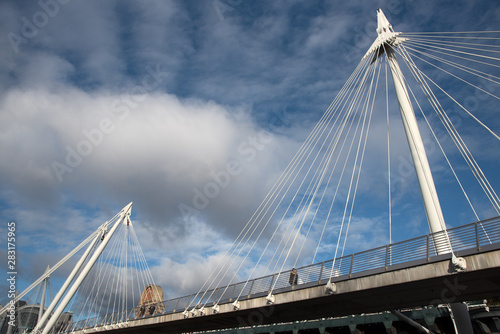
[289,268,298,285]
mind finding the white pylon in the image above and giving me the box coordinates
[40,203,133,334]
[364,9,452,255]
[33,231,102,332]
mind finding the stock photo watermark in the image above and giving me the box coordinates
[212,0,242,22]
[178,107,292,222]
[50,64,168,183]
[236,304,274,328]
[6,221,17,328]
[7,0,72,54]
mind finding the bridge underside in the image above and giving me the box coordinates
[81,248,500,334]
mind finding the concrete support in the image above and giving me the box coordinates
[423,313,436,327]
[351,328,364,334]
[382,320,395,334]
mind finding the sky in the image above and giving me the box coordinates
[0,0,499,307]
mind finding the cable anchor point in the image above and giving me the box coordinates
[325,280,337,295]
[266,292,275,305]
[451,254,467,272]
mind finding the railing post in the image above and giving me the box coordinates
[318,262,324,282]
[269,274,275,292]
[426,234,430,262]
[385,245,389,270]
[475,221,480,251]
[248,279,255,298]
[229,284,236,301]
[349,254,354,277]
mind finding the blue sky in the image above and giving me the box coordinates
[1,0,499,305]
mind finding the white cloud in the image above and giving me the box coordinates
[0,83,300,303]
[0,83,298,217]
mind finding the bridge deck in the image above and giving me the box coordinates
[66,217,500,334]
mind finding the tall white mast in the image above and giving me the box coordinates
[363,9,451,254]
[33,232,102,332]
[40,202,133,334]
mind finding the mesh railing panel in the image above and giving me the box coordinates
[477,219,500,245]
[351,246,386,273]
[389,235,428,265]
[248,275,274,295]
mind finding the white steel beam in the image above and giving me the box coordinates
[0,217,116,317]
[33,232,102,332]
[366,9,451,255]
[41,203,133,334]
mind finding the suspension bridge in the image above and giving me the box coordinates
[3,9,500,334]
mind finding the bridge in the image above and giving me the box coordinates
[2,8,500,334]
[67,217,500,334]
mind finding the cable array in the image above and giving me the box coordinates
[399,31,500,214]
[183,30,500,313]
[66,219,160,329]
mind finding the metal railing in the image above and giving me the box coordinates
[66,216,500,333]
